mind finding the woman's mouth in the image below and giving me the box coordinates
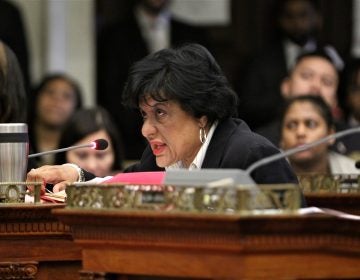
[151,142,166,156]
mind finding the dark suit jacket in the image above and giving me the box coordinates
[238,42,287,130]
[97,13,209,160]
[125,118,298,185]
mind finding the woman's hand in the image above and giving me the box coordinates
[26,165,79,192]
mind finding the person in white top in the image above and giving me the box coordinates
[279,95,360,175]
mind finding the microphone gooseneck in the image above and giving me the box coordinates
[245,126,360,175]
[28,139,109,158]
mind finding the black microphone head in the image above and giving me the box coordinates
[92,139,108,150]
[355,161,360,169]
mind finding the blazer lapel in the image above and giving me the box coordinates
[201,119,238,168]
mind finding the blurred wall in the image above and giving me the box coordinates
[10,0,95,107]
[6,0,356,107]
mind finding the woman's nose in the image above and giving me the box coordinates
[83,158,98,173]
[295,123,307,137]
[141,119,157,138]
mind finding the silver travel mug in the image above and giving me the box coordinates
[0,123,29,202]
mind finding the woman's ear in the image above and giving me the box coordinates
[198,116,208,128]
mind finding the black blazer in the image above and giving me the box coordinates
[125,118,298,185]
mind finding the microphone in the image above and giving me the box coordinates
[245,126,360,175]
[28,139,109,158]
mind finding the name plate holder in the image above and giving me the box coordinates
[298,174,360,193]
[64,183,301,215]
[0,182,42,203]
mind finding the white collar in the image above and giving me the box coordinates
[135,5,170,31]
[283,39,317,70]
[166,121,218,170]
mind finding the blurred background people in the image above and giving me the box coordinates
[343,59,360,127]
[0,40,26,123]
[0,0,30,95]
[238,0,323,130]
[54,106,123,177]
[28,73,83,167]
[97,0,209,161]
[279,95,359,174]
[337,58,360,160]
[256,46,344,147]
[281,46,343,119]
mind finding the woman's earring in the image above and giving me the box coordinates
[199,127,207,144]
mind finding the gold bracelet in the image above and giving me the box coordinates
[62,163,85,182]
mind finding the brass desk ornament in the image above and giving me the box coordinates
[0,182,42,203]
[65,182,301,215]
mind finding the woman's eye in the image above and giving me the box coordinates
[156,109,166,117]
[75,152,88,160]
[306,119,318,129]
[286,121,297,130]
[95,153,106,160]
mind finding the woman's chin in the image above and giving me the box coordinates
[155,158,168,168]
[291,155,314,165]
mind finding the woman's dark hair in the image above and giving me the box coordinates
[54,106,123,171]
[280,95,334,132]
[0,41,26,122]
[122,43,238,124]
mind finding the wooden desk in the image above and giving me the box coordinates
[305,193,360,215]
[0,204,81,280]
[53,208,360,280]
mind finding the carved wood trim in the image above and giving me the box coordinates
[0,204,72,236]
[0,221,71,236]
[55,209,360,254]
[0,261,38,279]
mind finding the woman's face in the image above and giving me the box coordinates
[282,57,338,109]
[66,129,115,177]
[280,101,332,164]
[37,78,78,128]
[140,97,206,168]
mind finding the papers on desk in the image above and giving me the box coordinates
[41,190,66,203]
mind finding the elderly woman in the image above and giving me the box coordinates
[27,43,297,192]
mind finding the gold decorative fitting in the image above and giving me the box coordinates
[65,182,301,215]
